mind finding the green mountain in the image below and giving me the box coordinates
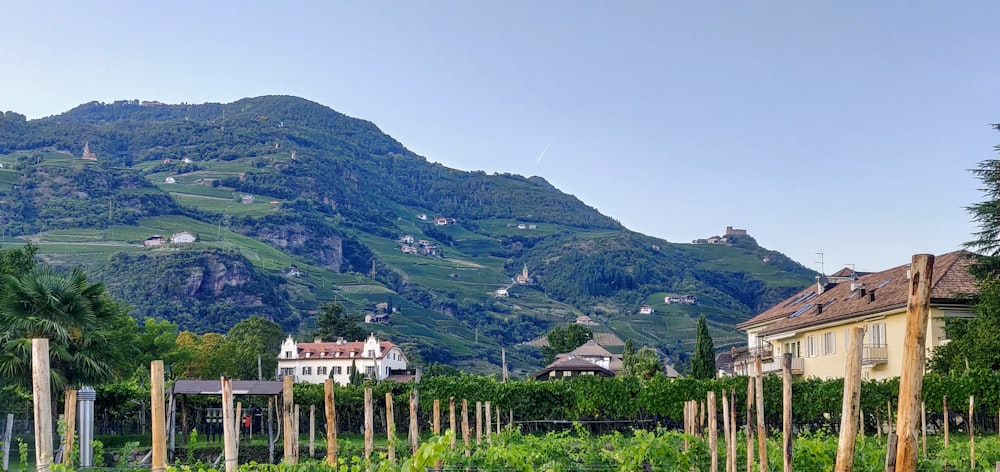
[0,96,815,373]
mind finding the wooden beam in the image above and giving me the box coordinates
[782,352,793,472]
[363,388,373,460]
[409,392,419,454]
[309,405,315,459]
[151,360,166,472]
[894,254,934,470]
[746,376,754,472]
[722,390,732,472]
[708,391,718,472]
[220,377,236,472]
[462,399,470,457]
[32,339,53,472]
[449,397,456,449]
[755,356,767,471]
[834,326,864,472]
[324,379,337,467]
[62,389,77,467]
[282,375,296,464]
[386,392,396,463]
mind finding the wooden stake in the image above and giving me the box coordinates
[32,339,53,472]
[730,390,737,472]
[921,401,927,458]
[834,326,864,472]
[722,390,732,472]
[860,407,865,438]
[293,405,300,459]
[308,405,315,459]
[449,397,456,448]
[234,402,242,454]
[462,399,470,457]
[409,392,419,454]
[62,389,77,466]
[386,392,396,463]
[746,376,754,472]
[495,405,501,435]
[433,398,441,435]
[894,254,934,470]
[701,399,707,437]
[282,375,296,464]
[971,395,976,470]
[363,388,373,460]
[151,360,166,472]
[755,356,767,472]
[485,401,492,443]
[782,352,792,472]
[476,401,482,445]
[220,377,237,472]
[708,391,718,472]
[324,379,337,467]
[944,396,950,448]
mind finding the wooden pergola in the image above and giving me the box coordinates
[167,380,284,463]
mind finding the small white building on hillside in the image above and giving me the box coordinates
[277,334,408,385]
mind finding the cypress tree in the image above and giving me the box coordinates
[691,314,716,379]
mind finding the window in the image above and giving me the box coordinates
[347,365,353,375]
[318,366,327,376]
[302,366,312,375]
[870,322,886,345]
[365,366,376,376]
[368,350,375,358]
[805,335,818,357]
[279,367,294,377]
[333,366,342,375]
[284,351,293,359]
[783,341,800,358]
[823,332,836,355]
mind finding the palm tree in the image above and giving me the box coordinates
[0,266,118,391]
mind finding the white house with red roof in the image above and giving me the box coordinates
[277,334,408,385]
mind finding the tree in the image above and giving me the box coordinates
[541,324,593,363]
[930,127,1000,372]
[312,302,364,342]
[349,359,363,385]
[226,315,286,380]
[0,266,127,391]
[690,315,716,379]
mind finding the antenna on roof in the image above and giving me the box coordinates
[845,263,856,275]
[815,250,825,276]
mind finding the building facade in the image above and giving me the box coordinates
[734,251,976,381]
[277,334,408,385]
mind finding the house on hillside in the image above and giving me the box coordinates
[276,334,408,386]
[639,305,654,315]
[171,231,196,243]
[495,288,509,297]
[164,177,176,184]
[435,217,448,226]
[515,265,531,284]
[534,340,623,380]
[143,235,167,247]
[733,251,976,381]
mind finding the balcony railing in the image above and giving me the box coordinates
[731,344,774,364]
[759,356,804,375]
[862,344,888,365]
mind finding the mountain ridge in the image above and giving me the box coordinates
[0,96,814,373]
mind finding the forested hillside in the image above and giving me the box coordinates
[0,96,814,372]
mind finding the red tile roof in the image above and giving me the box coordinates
[293,340,397,360]
[738,250,977,337]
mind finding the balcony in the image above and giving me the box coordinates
[862,344,888,365]
[730,344,774,364]
[759,356,804,375]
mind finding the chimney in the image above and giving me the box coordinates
[816,275,828,295]
[816,303,823,315]
[314,337,322,344]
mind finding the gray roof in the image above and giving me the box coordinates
[170,380,284,396]
[570,340,613,357]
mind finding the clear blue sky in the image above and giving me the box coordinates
[2,1,998,272]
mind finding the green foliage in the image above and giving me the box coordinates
[312,302,364,342]
[541,324,592,363]
[690,314,716,379]
[226,315,286,380]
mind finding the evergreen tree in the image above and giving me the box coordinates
[690,315,716,379]
[541,324,593,363]
[349,358,363,385]
[931,126,1000,372]
[312,302,364,342]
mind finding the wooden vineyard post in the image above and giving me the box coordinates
[32,339,53,472]
[683,401,690,451]
[476,401,482,445]
[309,405,315,459]
[495,405,501,435]
[754,356,767,471]
[324,379,337,467]
[235,402,242,453]
[409,392,419,455]
[485,401,492,443]
[860,407,865,438]
[220,377,237,472]
[730,390,737,472]
[462,399,470,457]
[921,401,927,458]
[293,405,300,459]
[834,326,864,472]
[943,396,949,448]
[894,254,934,471]
[449,397,456,448]
[708,391,718,472]
[151,360,166,472]
[782,352,792,472]
[722,390,732,472]
[62,389,77,467]
[971,395,976,470]
[746,375,754,472]
[282,375,296,464]
[433,398,441,436]
[363,388,373,460]
[386,392,396,463]
[701,400,707,437]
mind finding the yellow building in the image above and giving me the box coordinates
[733,251,976,381]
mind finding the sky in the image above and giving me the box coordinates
[2,1,999,272]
